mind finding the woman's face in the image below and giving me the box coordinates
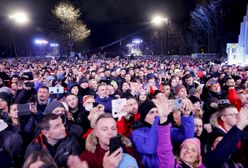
[71,86,79,95]
[180,142,198,166]
[139,91,147,102]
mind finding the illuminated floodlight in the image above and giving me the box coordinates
[9,12,29,25]
[151,15,168,26]
[132,39,143,44]
[50,43,59,47]
[34,39,49,45]
[127,43,134,47]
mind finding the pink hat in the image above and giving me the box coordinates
[175,84,186,95]
[180,138,202,167]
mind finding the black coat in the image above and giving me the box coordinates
[25,133,81,167]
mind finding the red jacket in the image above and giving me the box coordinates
[228,88,242,111]
[117,113,140,137]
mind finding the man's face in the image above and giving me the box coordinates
[37,88,49,102]
[89,80,98,90]
[94,117,117,149]
[122,82,130,92]
[44,117,66,141]
[221,107,239,128]
[185,77,193,86]
[0,99,7,110]
[66,95,78,109]
[226,79,235,86]
[97,85,108,98]
[237,89,248,104]
[127,98,138,115]
[80,82,89,89]
[194,118,203,137]
[211,83,221,93]
[125,74,131,82]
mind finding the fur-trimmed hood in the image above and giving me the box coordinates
[85,131,132,153]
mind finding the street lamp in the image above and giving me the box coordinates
[151,15,169,55]
[151,15,168,27]
[9,12,29,25]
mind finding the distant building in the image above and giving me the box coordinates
[227,4,248,66]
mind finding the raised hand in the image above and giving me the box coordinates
[236,107,248,130]
[103,148,122,168]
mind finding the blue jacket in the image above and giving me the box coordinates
[131,117,159,168]
[95,96,113,113]
[171,113,195,153]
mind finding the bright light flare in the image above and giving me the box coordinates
[34,39,49,45]
[9,12,29,24]
[132,39,143,44]
[151,15,168,26]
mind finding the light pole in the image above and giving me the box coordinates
[8,11,29,57]
[151,15,169,55]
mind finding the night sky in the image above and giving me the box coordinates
[0,0,248,51]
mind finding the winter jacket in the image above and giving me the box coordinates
[117,113,140,137]
[228,88,242,111]
[131,117,159,168]
[80,132,141,168]
[25,132,81,167]
[158,120,205,168]
[95,95,113,113]
[204,126,245,168]
[171,114,195,153]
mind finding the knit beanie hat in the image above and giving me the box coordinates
[189,96,201,104]
[180,138,202,167]
[175,84,186,95]
[138,100,156,122]
[79,77,88,85]
[0,92,11,106]
[118,153,138,168]
[45,100,64,114]
[82,95,94,106]
[0,87,12,96]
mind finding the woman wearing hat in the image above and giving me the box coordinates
[130,99,174,168]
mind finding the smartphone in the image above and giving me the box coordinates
[109,136,122,155]
[17,104,32,116]
[175,99,183,109]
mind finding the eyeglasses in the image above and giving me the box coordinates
[222,113,239,118]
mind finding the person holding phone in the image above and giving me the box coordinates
[80,113,140,168]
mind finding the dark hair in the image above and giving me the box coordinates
[235,86,245,92]
[39,114,59,131]
[23,151,58,168]
[38,85,49,91]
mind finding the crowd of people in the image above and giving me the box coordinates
[0,56,247,168]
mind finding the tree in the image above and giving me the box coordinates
[52,1,90,53]
[189,0,223,53]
